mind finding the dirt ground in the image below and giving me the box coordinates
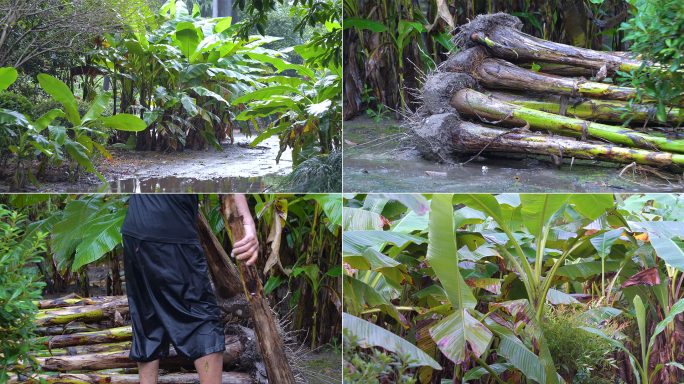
[2,131,291,193]
[343,114,684,192]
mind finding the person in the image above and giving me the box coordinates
[120,194,258,384]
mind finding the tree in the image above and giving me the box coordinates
[0,0,147,69]
[212,0,235,19]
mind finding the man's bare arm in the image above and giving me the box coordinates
[230,194,259,266]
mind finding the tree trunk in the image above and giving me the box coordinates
[469,23,643,72]
[33,296,126,310]
[448,120,684,169]
[34,299,129,326]
[219,195,297,384]
[487,90,684,125]
[43,325,133,348]
[472,58,641,101]
[112,252,123,296]
[452,88,684,154]
[37,337,242,372]
[9,373,254,384]
[37,323,109,336]
[517,62,598,77]
[213,0,235,20]
[197,211,244,299]
[33,341,132,357]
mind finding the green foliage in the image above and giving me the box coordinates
[48,195,129,273]
[0,93,33,116]
[361,84,390,122]
[542,306,620,383]
[276,150,341,192]
[0,206,47,381]
[262,3,327,66]
[342,193,684,382]
[0,68,146,187]
[0,93,33,159]
[233,35,342,173]
[619,0,684,122]
[343,328,419,383]
[235,0,340,69]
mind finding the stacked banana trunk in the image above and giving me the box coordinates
[415,13,684,170]
[14,296,254,384]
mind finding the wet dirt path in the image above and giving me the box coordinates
[13,131,292,193]
[343,115,684,193]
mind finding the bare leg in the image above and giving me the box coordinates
[194,351,223,384]
[138,360,160,384]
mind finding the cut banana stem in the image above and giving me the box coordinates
[487,90,684,125]
[469,25,644,73]
[449,121,684,169]
[473,58,641,101]
[452,88,684,154]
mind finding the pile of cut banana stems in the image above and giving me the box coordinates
[445,22,684,171]
[6,296,253,384]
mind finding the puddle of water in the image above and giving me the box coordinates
[65,174,286,193]
[343,116,684,193]
[343,157,679,192]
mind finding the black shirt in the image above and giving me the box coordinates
[121,194,200,244]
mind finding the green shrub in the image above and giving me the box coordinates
[276,150,342,192]
[0,93,33,116]
[0,206,47,381]
[343,329,418,383]
[542,306,622,384]
[32,99,113,146]
[0,93,33,158]
[619,0,684,122]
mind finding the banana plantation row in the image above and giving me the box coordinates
[343,193,684,384]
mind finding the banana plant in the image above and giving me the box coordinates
[97,0,268,151]
[233,38,342,166]
[36,74,147,182]
[0,68,145,187]
[581,297,684,384]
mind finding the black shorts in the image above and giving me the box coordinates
[122,235,225,362]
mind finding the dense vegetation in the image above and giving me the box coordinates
[343,193,684,383]
[343,0,682,121]
[0,0,341,191]
[0,193,342,380]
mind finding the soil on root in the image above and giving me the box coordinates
[0,131,291,193]
[343,114,684,192]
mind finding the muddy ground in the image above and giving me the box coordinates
[2,131,291,193]
[343,115,684,192]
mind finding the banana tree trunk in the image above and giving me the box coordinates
[197,210,244,299]
[469,24,644,72]
[9,373,254,384]
[487,90,684,124]
[32,341,132,357]
[517,62,597,77]
[37,323,106,336]
[34,299,129,326]
[473,58,640,101]
[449,120,684,169]
[33,296,126,310]
[452,88,684,154]
[43,326,133,348]
[219,195,297,384]
[37,337,242,372]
